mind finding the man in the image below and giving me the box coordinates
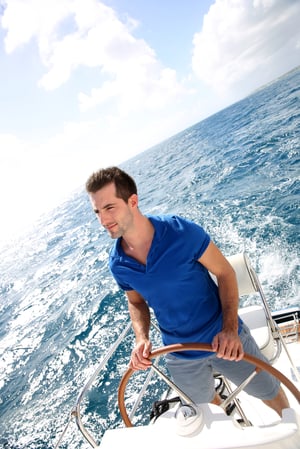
[86,166,289,416]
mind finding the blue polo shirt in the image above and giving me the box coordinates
[109,215,235,358]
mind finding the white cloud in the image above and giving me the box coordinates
[2,0,72,53]
[1,0,188,113]
[192,0,300,97]
[0,134,48,240]
[2,0,126,89]
[79,66,187,114]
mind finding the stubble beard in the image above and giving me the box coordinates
[107,209,134,240]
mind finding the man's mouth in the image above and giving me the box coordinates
[106,223,117,231]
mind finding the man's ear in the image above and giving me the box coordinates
[129,194,138,208]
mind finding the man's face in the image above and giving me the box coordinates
[89,182,135,239]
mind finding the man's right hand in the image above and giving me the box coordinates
[129,340,152,370]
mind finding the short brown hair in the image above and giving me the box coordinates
[85,166,137,202]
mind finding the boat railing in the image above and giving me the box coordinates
[54,318,162,448]
[277,311,299,343]
[73,320,133,447]
[54,320,132,448]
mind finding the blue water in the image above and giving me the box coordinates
[0,67,299,448]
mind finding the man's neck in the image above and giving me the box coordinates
[121,215,154,265]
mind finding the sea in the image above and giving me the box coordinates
[0,66,299,449]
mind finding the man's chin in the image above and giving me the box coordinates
[108,230,121,239]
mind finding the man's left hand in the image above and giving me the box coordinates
[211,331,244,361]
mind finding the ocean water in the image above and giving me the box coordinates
[0,66,299,448]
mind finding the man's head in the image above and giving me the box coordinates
[86,166,137,202]
[86,167,139,238]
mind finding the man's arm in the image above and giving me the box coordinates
[126,290,152,370]
[198,241,244,361]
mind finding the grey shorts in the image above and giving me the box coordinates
[165,322,280,403]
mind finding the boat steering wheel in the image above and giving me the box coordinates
[118,342,300,427]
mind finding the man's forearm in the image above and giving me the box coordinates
[217,270,239,333]
[128,301,151,342]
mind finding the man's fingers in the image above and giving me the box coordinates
[212,332,244,361]
[130,348,152,370]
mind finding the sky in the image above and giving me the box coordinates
[0,0,299,243]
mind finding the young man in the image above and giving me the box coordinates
[86,166,289,416]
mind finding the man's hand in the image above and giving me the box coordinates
[129,340,152,370]
[211,330,244,361]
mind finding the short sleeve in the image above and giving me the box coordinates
[170,216,210,260]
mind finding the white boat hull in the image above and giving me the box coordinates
[99,405,300,449]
